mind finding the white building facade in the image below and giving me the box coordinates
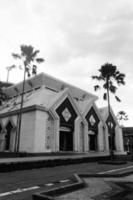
[0,73,125,155]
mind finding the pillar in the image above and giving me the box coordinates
[104,126,109,152]
[97,121,104,151]
[115,125,125,154]
[74,117,81,152]
[84,124,89,152]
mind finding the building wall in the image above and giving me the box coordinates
[0,110,54,153]
[122,127,133,153]
[19,111,36,152]
[34,110,50,152]
[0,102,125,155]
[114,125,125,154]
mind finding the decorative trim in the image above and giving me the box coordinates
[0,105,48,118]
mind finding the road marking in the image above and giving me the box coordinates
[20,186,39,192]
[0,192,12,197]
[0,179,72,197]
[0,186,39,197]
[60,179,70,183]
[45,183,54,186]
[98,165,133,174]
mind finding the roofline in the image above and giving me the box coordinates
[40,72,98,99]
[4,72,98,100]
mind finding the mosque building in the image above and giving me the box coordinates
[0,73,124,155]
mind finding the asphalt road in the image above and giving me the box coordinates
[0,161,133,200]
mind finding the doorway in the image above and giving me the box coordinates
[60,130,73,151]
[108,133,115,150]
[5,121,13,151]
[89,134,97,151]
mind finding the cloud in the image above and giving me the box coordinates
[0,0,133,125]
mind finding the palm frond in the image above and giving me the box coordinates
[26,68,31,77]
[94,85,100,91]
[115,73,126,85]
[118,111,125,115]
[36,58,45,63]
[32,65,37,75]
[103,82,108,89]
[117,110,128,122]
[20,45,34,58]
[100,63,116,78]
[115,96,121,102]
[12,44,44,77]
[109,85,117,94]
[32,50,40,58]
[103,93,107,100]
[12,53,21,59]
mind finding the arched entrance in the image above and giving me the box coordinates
[5,121,13,151]
[56,98,77,151]
[59,127,73,151]
[85,107,99,151]
[0,124,3,151]
[106,114,116,151]
[88,130,98,151]
[0,124,2,133]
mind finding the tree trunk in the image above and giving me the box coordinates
[16,64,26,152]
[106,77,114,160]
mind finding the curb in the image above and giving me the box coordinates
[0,156,110,172]
[32,174,86,200]
[98,160,127,165]
[32,170,133,200]
[79,170,133,178]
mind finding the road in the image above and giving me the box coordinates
[0,161,133,200]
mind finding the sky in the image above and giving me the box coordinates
[0,0,133,126]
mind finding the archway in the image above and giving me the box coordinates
[88,130,98,151]
[106,114,116,151]
[5,121,13,151]
[59,127,73,151]
[56,98,77,151]
[85,107,99,151]
[0,124,2,133]
[0,124,3,151]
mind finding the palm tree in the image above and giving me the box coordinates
[92,63,125,159]
[117,111,128,126]
[6,65,16,82]
[12,44,44,152]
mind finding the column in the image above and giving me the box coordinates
[97,121,104,151]
[115,125,125,154]
[74,117,81,152]
[104,125,109,152]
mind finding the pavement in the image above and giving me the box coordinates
[1,152,133,200]
[0,152,111,172]
[57,168,133,200]
[0,160,133,200]
[0,152,109,163]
